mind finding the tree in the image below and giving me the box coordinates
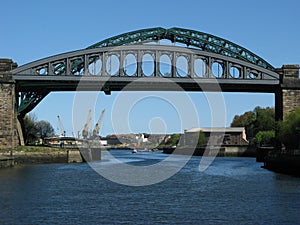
[231,111,256,127]
[197,131,207,147]
[165,134,181,146]
[22,114,55,145]
[254,106,275,134]
[23,113,38,144]
[231,111,256,140]
[255,130,275,146]
[278,107,300,150]
[36,120,55,140]
[230,106,275,143]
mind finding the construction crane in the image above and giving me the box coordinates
[82,109,92,139]
[57,115,66,137]
[92,109,105,138]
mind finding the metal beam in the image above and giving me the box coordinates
[87,27,275,71]
[14,75,279,93]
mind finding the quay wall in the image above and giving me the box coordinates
[0,157,14,168]
[162,145,255,157]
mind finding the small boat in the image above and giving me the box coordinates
[132,149,138,154]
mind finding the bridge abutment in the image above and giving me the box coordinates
[0,59,19,151]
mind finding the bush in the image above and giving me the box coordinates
[255,130,275,146]
[165,134,181,146]
[278,107,300,149]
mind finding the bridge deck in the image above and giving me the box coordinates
[14,75,279,93]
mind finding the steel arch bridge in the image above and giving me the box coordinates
[12,27,280,117]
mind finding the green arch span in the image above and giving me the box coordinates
[87,27,274,71]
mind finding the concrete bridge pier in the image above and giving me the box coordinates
[0,59,19,151]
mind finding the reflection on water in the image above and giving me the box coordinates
[0,150,300,224]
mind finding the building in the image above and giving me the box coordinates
[183,127,248,147]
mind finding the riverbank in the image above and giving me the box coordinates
[0,145,104,166]
[161,145,256,157]
[263,151,300,177]
[0,146,69,166]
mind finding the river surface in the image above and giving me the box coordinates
[1,150,300,224]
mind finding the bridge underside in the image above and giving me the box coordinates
[15,76,279,93]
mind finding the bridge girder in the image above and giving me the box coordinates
[87,27,275,71]
[13,45,279,79]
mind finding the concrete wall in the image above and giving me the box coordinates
[0,59,19,150]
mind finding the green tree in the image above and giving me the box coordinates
[23,114,55,145]
[231,111,256,140]
[197,131,207,147]
[254,106,275,134]
[36,120,55,141]
[231,107,275,143]
[278,107,300,149]
[23,113,38,144]
[255,130,275,146]
[165,134,181,146]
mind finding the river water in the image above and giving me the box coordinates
[0,150,300,225]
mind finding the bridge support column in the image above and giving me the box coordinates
[277,65,300,118]
[0,59,19,151]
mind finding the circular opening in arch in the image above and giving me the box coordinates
[176,56,188,77]
[54,62,66,75]
[88,57,102,75]
[248,72,258,79]
[124,54,137,76]
[71,58,85,75]
[194,58,206,77]
[71,58,84,75]
[212,62,223,78]
[106,54,120,76]
[159,54,172,77]
[230,66,240,79]
[142,53,154,76]
[37,67,47,75]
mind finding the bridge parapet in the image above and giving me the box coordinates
[0,58,17,73]
[276,64,299,79]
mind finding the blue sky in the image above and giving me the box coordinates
[1,0,300,136]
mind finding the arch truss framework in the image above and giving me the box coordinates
[12,27,280,116]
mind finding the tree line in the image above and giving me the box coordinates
[21,107,300,150]
[231,106,300,149]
